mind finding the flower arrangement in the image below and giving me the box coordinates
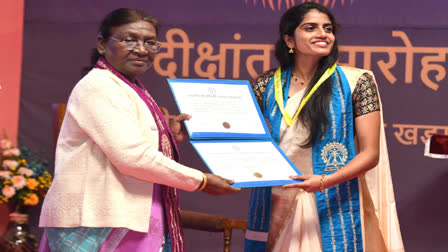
[0,137,52,212]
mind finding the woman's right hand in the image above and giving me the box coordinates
[201,173,241,195]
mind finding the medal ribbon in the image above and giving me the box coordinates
[274,64,337,126]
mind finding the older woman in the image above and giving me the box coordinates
[38,8,239,252]
[245,3,404,252]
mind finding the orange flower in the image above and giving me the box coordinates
[26,178,39,190]
[2,186,15,198]
[24,193,39,206]
[11,176,27,189]
[0,139,12,149]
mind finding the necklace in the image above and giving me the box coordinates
[274,64,337,127]
[292,72,307,86]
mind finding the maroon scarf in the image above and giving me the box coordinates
[95,57,185,251]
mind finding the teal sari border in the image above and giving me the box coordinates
[313,66,362,252]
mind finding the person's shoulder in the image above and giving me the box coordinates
[77,69,123,90]
[339,65,375,90]
[81,68,118,85]
[255,68,276,85]
[339,65,373,77]
[260,68,276,79]
[71,69,126,99]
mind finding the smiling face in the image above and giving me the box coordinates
[285,9,335,60]
[97,20,157,81]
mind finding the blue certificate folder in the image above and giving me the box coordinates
[167,78,302,188]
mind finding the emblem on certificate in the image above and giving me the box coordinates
[223,122,231,129]
[321,142,348,171]
[253,172,263,178]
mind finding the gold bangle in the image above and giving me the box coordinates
[319,174,326,193]
[197,173,207,191]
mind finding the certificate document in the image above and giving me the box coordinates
[191,140,300,188]
[168,78,301,188]
[167,79,269,139]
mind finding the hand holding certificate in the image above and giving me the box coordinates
[168,78,302,188]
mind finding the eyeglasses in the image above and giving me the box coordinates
[109,37,161,53]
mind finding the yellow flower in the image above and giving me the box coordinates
[0,196,8,203]
[24,193,39,206]
[27,178,39,190]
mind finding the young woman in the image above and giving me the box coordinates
[245,3,404,251]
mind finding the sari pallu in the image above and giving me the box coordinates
[39,57,184,252]
[245,66,363,252]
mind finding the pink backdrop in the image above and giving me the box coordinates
[0,0,24,146]
[0,0,25,235]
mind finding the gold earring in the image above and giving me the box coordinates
[288,48,294,54]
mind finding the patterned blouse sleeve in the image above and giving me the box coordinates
[252,70,275,111]
[352,72,381,118]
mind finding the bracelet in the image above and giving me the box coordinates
[196,173,207,191]
[319,174,326,193]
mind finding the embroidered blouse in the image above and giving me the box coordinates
[252,69,381,118]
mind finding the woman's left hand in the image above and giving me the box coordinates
[169,113,191,143]
[281,174,324,192]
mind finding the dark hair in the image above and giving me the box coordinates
[274,2,339,147]
[83,8,159,73]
